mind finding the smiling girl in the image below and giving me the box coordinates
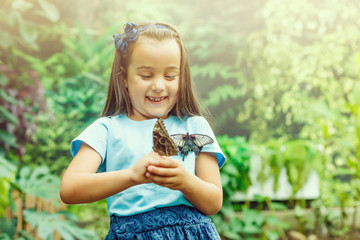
[60,22,225,239]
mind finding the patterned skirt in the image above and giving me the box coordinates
[105,205,221,240]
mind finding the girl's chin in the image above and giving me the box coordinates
[128,112,170,121]
[150,113,169,119]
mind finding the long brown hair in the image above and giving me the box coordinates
[102,22,207,118]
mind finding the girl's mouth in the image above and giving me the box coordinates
[147,96,167,102]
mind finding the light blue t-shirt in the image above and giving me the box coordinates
[71,114,225,217]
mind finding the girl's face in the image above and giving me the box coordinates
[125,38,181,121]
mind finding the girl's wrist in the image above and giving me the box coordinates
[128,168,146,186]
[178,169,195,193]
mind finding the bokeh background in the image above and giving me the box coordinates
[1,0,360,239]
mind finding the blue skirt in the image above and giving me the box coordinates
[105,205,221,240]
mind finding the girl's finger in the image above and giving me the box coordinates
[152,157,179,168]
[146,172,176,185]
[147,165,175,177]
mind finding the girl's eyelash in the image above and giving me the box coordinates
[141,75,152,79]
[139,75,177,80]
[165,75,178,80]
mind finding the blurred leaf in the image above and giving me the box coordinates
[23,210,97,240]
[220,174,230,186]
[270,202,288,211]
[0,234,12,240]
[351,82,360,106]
[0,130,17,147]
[0,218,16,239]
[0,106,19,125]
[17,166,60,203]
[267,230,280,240]
[0,74,9,86]
[37,0,60,22]
[0,32,13,49]
[0,156,17,179]
[0,89,17,105]
[18,21,38,49]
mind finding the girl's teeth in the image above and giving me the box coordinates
[149,97,165,102]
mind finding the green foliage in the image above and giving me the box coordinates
[0,0,62,71]
[215,136,293,239]
[0,1,101,236]
[13,22,115,173]
[213,201,290,240]
[67,200,109,239]
[23,210,97,240]
[213,137,282,239]
[190,0,360,143]
[0,218,17,240]
[0,73,18,148]
[1,219,36,240]
[0,158,97,240]
[255,139,322,195]
[0,156,17,217]
[17,166,60,203]
[218,135,252,194]
[213,136,251,238]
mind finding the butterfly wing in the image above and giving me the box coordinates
[153,118,179,156]
[169,134,186,148]
[192,134,214,147]
[188,134,213,157]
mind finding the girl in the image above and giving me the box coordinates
[60,22,226,239]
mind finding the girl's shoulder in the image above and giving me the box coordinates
[96,113,128,122]
[173,114,207,122]
[170,115,212,132]
[183,115,209,125]
[90,114,127,130]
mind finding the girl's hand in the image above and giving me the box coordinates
[130,151,165,185]
[145,157,190,190]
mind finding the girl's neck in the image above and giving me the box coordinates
[127,113,171,121]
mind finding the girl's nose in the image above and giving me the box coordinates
[152,78,165,92]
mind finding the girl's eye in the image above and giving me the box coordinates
[141,75,152,79]
[165,75,177,80]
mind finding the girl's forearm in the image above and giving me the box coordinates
[60,169,136,204]
[181,173,223,216]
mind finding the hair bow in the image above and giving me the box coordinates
[113,23,170,54]
[113,22,139,54]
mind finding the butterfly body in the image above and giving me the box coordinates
[170,133,214,160]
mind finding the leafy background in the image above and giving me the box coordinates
[1,0,360,239]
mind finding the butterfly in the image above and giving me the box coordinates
[170,133,214,161]
[152,118,179,156]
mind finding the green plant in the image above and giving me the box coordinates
[211,135,251,239]
[0,156,17,218]
[290,51,360,238]
[12,22,114,173]
[67,200,109,238]
[213,136,290,239]
[237,204,288,240]
[254,139,322,197]
[0,0,60,54]
[23,210,97,240]
[0,160,98,240]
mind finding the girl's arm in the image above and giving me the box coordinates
[60,143,153,204]
[146,152,222,215]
